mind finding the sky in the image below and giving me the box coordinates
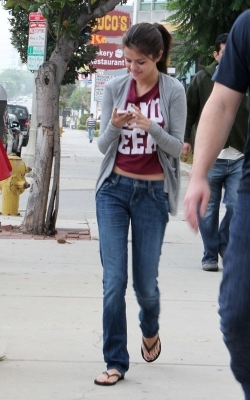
[0,6,20,70]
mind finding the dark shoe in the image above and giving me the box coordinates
[94,371,124,386]
[141,335,161,363]
[202,263,219,272]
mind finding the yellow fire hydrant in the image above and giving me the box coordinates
[0,154,31,215]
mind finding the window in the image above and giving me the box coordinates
[140,0,152,11]
[153,0,165,10]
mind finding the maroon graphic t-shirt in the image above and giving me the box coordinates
[115,79,164,175]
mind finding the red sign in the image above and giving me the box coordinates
[29,12,46,21]
[91,43,125,70]
[90,35,107,45]
[93,10,131,37]
[92,43,125,70]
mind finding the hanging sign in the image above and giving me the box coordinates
[91,43,125,70]
[93,10,131,37]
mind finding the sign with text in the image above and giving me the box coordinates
[28,22,47,46]
[91,43,125,70]
[28,46,45,56]
[27,55,45,70]
[90,35,107,45]
[93,10,131,37]
[29,12,46,21]
[94,74,114,101]
[27,18,47,71]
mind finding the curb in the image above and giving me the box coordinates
[0,224,91,241]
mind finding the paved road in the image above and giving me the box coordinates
[0,128,243,400]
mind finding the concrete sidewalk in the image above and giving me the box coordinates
[0,129,243,400]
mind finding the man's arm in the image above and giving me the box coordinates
[184,82,243,231]
[182,76,201,156]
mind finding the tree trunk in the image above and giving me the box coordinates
[22,62,61,235]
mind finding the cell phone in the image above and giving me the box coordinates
[117,109,127,115]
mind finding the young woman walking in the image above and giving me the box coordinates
[94,22,187,386]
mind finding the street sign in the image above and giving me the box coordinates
[94,74,114,101]
[27,18,47,71]
[28,46,44,56]
[95,74,114,86]
[29,12,46,21]
[27,55,45,70]
[28,22,47,46]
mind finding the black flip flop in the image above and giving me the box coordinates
[94,371,124,386]
[141,336,161,363]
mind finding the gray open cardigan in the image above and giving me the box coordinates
[96,72,187,215]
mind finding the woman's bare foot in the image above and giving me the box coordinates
[141,334,161,362]
[94,369,123,386]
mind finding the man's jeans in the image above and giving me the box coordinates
[96,172,169,376]
[88,127,94,141]
[219,191,250,400]
[199,157,243,265]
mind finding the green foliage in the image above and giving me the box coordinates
[5,0,29,11]
[69,87,91,112]
[77,123,86,130]
[94,129,99,137]
[164,0,250,75]
[60,83,76,108]
[5,1,99,84]
[79,114,90,126]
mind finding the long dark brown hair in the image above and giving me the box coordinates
[122,22,172,74]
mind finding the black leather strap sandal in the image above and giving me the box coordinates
[141,336,161,363]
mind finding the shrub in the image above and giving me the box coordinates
[79,114,89,125]
[77,124,86,130]
[94,130,99,137]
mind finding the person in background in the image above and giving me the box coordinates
[183,33,248,272]
[66,114,71,128]
[86,113,96,143]
[94,22,186,386]
[184,10,250,400]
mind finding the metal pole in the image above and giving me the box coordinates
[132,0,139,24]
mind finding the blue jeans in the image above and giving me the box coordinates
[199,157,243,265]
[96,172,169,376]
[88,127,94,141]
[219,191,250,400]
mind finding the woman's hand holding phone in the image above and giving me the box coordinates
[111,108,134,128]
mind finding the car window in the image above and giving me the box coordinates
[7,105,28,117]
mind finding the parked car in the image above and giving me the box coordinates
[1,111,22,156]
[0,84,8,152]
[7,113,23,156]
[7,104,30,147]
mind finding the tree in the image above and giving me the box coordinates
[8,6,98,85]
[4,0,127,235]
[0,68,33,98]
[69,86,91,113]
[164,0,250,75]
[59,83,77,112]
